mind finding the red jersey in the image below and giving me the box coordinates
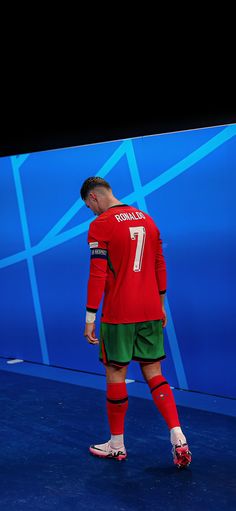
[86,204,167,324]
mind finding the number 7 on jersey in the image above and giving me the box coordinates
[129,226,146,272]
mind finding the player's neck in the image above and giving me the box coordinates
[105,197,123,210]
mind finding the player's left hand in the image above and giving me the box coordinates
[84,323,99,345]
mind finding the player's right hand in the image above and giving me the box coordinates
[84,323,99,345]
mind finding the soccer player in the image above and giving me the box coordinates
[80,177,191,468]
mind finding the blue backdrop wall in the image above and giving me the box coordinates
[1,124,236,398]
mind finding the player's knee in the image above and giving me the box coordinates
[140,360,162,380]
[106,364,127,383]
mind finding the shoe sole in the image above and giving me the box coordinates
[89,446,127,461]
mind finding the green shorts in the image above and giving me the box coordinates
[99,320,165,367]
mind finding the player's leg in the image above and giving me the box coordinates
[134,320,191,467]
[89,323,133,461]
[141,360,181,430]
[141,361,191,467]
[89,364,128,460]
[106,364,128,450]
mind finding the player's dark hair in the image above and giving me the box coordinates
[80,177,112,200]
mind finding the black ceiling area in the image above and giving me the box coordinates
[0,107,235,157]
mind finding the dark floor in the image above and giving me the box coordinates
[0,370,235,511]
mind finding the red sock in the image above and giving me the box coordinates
[106,382,128,435]
[148,375,180,429]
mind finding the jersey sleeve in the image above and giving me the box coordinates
[155,227,167,294]
[86,218,109,313]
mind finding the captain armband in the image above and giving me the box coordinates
[90,248,108,260]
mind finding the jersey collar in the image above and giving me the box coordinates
[108,204,129,209]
